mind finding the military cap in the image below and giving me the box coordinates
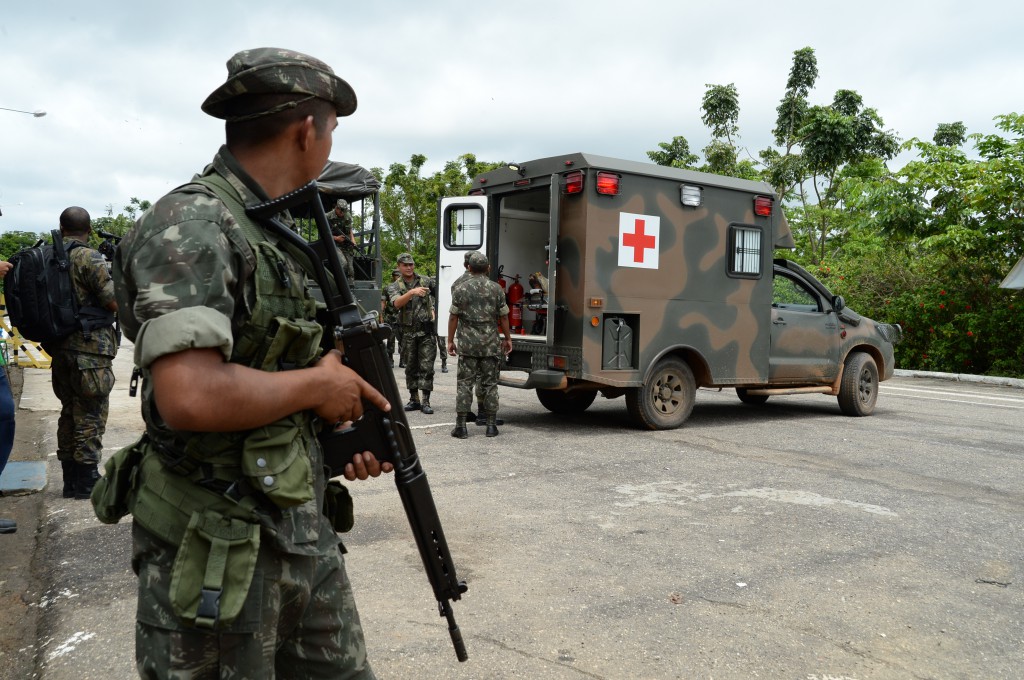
[463,250,478,265]
[467,251,489,267]
[396,252,414,264]
[335,198,349,210]
[202,47,357,120]
[391,268,400,276]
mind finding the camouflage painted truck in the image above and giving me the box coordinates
[435,153,902,430]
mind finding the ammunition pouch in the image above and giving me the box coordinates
[324,479,354,534]
[90,439,145,524]
[240,413,315,509]
[170,509,260,630]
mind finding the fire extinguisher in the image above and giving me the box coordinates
[507,274,524,335]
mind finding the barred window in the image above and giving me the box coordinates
[729,225,762,277]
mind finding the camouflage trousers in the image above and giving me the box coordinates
[50,350,114,465]
[133,523,375,680]
[456,355,500,415]
[400,330,436,392]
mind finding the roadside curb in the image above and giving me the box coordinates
[893,368,1024,390]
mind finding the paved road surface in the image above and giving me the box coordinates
[4,345,1022,679]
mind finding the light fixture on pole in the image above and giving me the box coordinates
[0,106,46,117]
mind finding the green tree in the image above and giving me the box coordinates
[376,154,500,272]
[646,136,698,169]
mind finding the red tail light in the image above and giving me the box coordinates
[596,171,620,196]
[563,170,584,194]
[754,195,773,216]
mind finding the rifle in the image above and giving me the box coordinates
[246,182,469,662]
[96,229,122,262]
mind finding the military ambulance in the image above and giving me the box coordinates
[436,153,902,430]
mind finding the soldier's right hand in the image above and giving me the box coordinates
[313,350,391,423]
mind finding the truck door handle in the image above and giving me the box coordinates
[773,318,786,325]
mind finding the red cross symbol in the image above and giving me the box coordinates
[622,218,656,263]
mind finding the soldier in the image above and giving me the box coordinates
[109,47,391,678]
[447,252,512,437]
[426,275,448,373]
[450,251,502,426]
[381,268,401,366]
[328,198,356,282]
[388,253,436,414]
[46,207,118,500]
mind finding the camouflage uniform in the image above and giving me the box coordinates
[327,199,356,282]
[450,265,509,435]
[382,270,401,363]
[426,276,448,372]
[47,237,117,493]
[110,47,374,680]
[387,265,436,409]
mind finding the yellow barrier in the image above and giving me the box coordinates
[0,293,52,369]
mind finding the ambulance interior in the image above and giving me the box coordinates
[496,187,552,339]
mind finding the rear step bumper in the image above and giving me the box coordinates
[498,369,567,390]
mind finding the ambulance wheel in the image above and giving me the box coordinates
[736,388,769,405]
[837,351,878,417]
[626,357,695,430]
[536,388,597,414]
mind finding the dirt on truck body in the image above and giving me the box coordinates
[436,152,902,430]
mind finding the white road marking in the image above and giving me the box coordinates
[883,384,1024,404]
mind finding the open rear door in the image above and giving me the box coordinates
[545,177,560,346]
[437,196,487,329]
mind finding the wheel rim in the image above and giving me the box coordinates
[653,372,683,415]
[858,366,875,404]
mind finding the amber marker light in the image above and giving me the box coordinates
[591,316,600,327]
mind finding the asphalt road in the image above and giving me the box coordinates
[12,347,1024,679]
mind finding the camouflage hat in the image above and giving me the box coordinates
[201,47,357,120]
[463,250,478,265]
[467,251,489,268]
[335,198,349,210]
[397,252,414,264]
[391,268,400,276]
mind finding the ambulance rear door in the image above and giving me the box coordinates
[437,196,488,330]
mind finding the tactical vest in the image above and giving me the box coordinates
[93,174,331,630]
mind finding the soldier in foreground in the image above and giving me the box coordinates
[109,48,391,679]
[388,252,437,414]
[447,252,512,437]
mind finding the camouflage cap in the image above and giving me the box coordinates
[335,198,349,210]
[467,251,489,267]
[397,252,414,264]
[391,268,400,276]
[201,47,357,120]
[463,250,478,265]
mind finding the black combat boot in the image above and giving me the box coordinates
[404,390,421,411]
[420,391,434,415]
[440,356,448,373]
[61,460,75,498]
[450,414,468,439]
[476,415,504,426]
[74,462,100,500]
[485,414,499,437]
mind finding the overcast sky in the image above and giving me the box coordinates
[2,0,1021,233]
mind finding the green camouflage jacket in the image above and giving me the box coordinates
[450,274,508,356]
[54,239,117,356]
[387,274,434,334]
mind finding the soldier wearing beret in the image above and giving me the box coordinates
[387,253,437,413]
[447,251,512,437]
[109,47,390,679]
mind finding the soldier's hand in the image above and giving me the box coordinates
[314,350,390,423]
[343,451,394,481]
[502,338,513,355]
[447,340,457,356]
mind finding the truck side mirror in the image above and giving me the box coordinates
[832,295,845,312]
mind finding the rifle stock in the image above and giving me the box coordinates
[246,182,469,662]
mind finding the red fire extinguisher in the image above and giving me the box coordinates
[507,274,524,335]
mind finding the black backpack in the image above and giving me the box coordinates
[5,229,114,345]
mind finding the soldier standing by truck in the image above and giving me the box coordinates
[327,198,356,283]
[388,252,436,414]
[382,268,401,366]
[447,252,512,437]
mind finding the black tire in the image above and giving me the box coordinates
[837,352,878,416]
[625,357,696,430]
[736,388,769,405]
[536,388,597,414]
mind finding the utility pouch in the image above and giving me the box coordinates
[241,413,314,509]
[169,509,260,630]
[324,479,354,533]
[91,438,144,524]
[258,316,323,372]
